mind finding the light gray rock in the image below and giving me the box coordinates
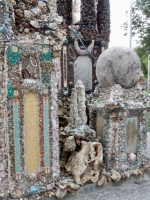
[96,46,141,88]
[110,169,121,182]
[64,136,76,152]
[30,20,40,28]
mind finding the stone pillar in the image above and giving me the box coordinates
[51,57,61,177]
[97,0,110,42]
[75,80,87,125]
[0,43,8,198]
[69,88,78,126]
[48,0,58,21]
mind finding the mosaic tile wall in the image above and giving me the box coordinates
[4,43,60,197]
[88,102,148,172]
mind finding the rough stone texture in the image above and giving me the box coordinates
[96,46,141,89]
[98,175,107,186]
[68,80,87,127]
[110,170,121,182]
[65,141,103,185]
[61,176,150,200]
[0,44,8,198]
[64,136,76,152]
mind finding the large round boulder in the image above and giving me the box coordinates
[96,46,141,88]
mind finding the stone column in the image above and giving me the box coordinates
[75,80,87,125]
[0,43,8,198]
[69,88,78,126]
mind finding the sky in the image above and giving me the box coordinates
[109,0,137,48]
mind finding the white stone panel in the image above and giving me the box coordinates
[74,56,92,91]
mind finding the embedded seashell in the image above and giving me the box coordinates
[22,69,30,79]
[128,153,136,162]
[30,57,37,66]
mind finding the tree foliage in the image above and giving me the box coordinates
[122,0,150,77]
[132,0,150,52]
[125,0,150,52]
[134,46,148,77]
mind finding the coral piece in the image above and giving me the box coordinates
[65,141,103,185]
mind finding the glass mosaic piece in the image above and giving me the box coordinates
[42,73,51,87]
[41,46,51,62]
[7,81,14,98]
[43,96,50,173]
[6,46,21,65]
[24,92,39,174]
[13,98,21,180]
[126,117,138,153]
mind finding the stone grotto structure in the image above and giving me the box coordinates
[1,0,150,199]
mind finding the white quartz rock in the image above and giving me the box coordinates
[48,23,57,30]
[30,20,40,28]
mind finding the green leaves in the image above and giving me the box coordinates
[134,46,148,77]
